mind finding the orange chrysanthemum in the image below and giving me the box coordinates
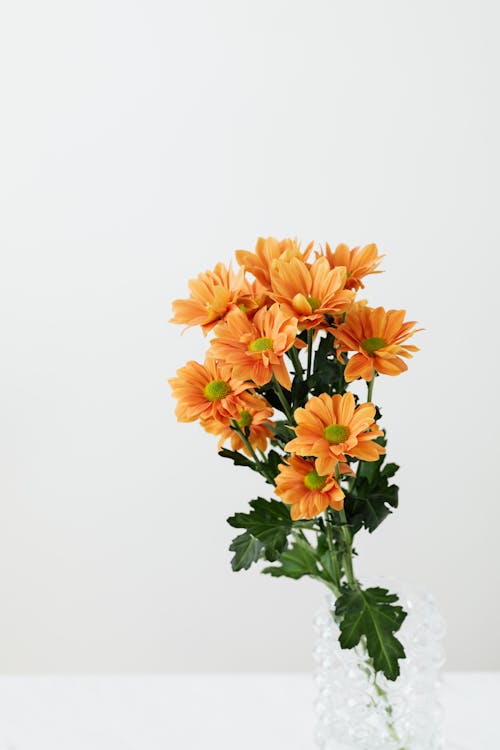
[286,392,384,475]
[235,278,270,318]
[320,243,384,291]
[169,359,249,423]
[171,262,248,334]
[203,393,274,455]
[334,306,421,382]
[208,303,297,390]
[235,237,314,288]
[275,455,345,520]
[270,256,354,329]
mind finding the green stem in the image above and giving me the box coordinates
[231,422,275,484]
[294,528,309,545]
[330,383,405,747]
[292,528,340,596]
[333,463,356,588]
[355,459,364,480]
[337,508,356,589]
[367,376,375,402]
[272,375,294,423]
[306,329,314,379]
[323,510,335,553]
[323,510,341,589]
[289,346,303,379]
[355,649,407,750]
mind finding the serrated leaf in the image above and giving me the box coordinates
[218,448,257,471]
[229,532,264,571]
[227,497,292,561]
[382,462,399,479]
[270,420,296,448]
[348,483,399,533]
[308,333,347,396]
[291,373,309,410]
[346,454,400,533]
[265,450,285,482]
[335,586,407,680]
[262,538,320,579]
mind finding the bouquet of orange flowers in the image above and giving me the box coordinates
[170,237,420,683]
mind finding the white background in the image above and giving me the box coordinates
[0,0,498,673]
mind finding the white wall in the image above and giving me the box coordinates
[0,0,498,672]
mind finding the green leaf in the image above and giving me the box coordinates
[218,448,258,471]
[227,497,292,562]
[290,373,310,410]
[262,538,320,579]
[265,449,285,482]
[318,550,339,584]
[314,530,341,587]
[229,532,264,571]
[335,586,407,680]
[255,383,292,414]
[270,420,295,448]
[346,454,400,534]
[382,462,399,479]
[348,483,399,533]
[308,333,348,396]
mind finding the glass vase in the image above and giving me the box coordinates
[313,580,446,750]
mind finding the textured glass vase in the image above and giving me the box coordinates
[313,580,446,750]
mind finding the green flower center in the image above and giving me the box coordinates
[307,296,321,311]
[248,336,274,352]
[323,424,350,445]
[304,470,328,491]
[237,410,253,428]
[203,379,232,402]
[362,336,387,355]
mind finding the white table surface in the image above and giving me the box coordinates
[0,672,497,749]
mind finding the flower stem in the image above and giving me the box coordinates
[289,346,303,379]
[337,508,356,589]
[323,510,341,589]
[271,375,294,423]
[367,376,375,402]
[329,379,406,748]
[231,421,275,484]
[359,649,408,750]
[306,329,314,379]
[333,463,357,589]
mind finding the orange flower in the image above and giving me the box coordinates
[334,306,421,382]
[171,262,247,334]
[203,393,274,455]
[270,256,354,329]
[235,278,270,318]
[286,392,384,475]
[320,243,383,291]
[169,359,249,423]
[275,455,345,520]
[208,303,297,390]
[235,237,314,288]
